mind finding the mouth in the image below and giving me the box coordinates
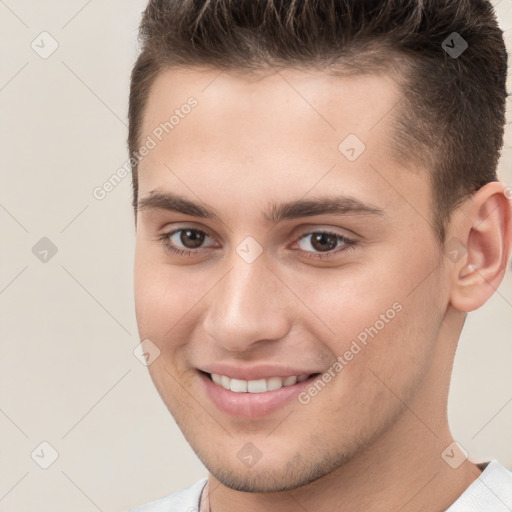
[203,370,318,392]
[198,370,322,417]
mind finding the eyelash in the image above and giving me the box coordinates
[157,228,358,260]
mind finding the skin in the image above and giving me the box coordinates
[133,66,512,512]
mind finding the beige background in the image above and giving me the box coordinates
[0,1,511,511]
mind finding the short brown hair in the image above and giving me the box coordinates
[128,0,508,243]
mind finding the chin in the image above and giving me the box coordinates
[207,466,325,493]
[198,442,359,493]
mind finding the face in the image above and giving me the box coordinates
[134,66,451,492]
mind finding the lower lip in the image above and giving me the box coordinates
[199,371,319,418]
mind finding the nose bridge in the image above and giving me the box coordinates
[203,250,290,351]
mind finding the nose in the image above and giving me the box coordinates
[202,252,291,353]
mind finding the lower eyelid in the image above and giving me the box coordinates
[300,242,357,259]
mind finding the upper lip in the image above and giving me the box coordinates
[199,363,320,381]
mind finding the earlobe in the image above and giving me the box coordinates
[448,181,512,313]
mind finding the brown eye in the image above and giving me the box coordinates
[158,228,218,257]
[179,229,206,249]
[309,233,338,252]
[295,230,357,260]
[298,232,342,253]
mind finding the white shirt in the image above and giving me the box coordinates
[128,459,512,512]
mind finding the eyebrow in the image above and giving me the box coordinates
[137,191,385,224]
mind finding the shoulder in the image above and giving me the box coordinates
[127,478,208,512]
[446,460,512,511]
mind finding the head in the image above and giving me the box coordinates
[130,0,511,493]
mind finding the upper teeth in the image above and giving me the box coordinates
[211,373,310,393]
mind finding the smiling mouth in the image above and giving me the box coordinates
[201,370,322,393]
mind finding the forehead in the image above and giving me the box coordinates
[141,66,403,153]
[137,66,429,222]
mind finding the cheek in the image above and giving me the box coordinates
[134,242,185,335]
[300,260,442,393]
[133,252,214,356]
[348,286,441,407]
[134,264,167,339]
[290,264,407,351]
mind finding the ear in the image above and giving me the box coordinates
[448,181,512,313]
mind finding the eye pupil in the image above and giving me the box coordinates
[181,229,205,248]
[311,233,338,252]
